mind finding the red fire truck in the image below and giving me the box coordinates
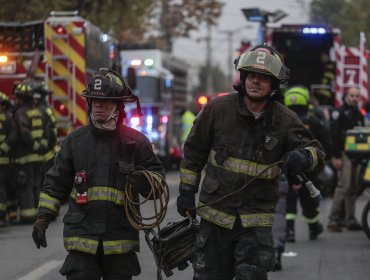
[0,11,120,138]
[265,24,368,107]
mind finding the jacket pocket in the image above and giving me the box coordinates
[201,175,220,194]
[263,135,279,151]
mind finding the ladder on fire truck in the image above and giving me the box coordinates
[46,11,78,140]
[334,31,369,106]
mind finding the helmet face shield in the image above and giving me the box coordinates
[236,51,289,82]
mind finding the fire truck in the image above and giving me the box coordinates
[0,11,120,138]
[265,24,369,107]
[120,48,190,169]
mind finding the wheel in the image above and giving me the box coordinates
[362,200,370,239]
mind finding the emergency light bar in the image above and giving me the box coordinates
[302,27,327,34]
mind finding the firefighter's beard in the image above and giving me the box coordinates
[90,107,119,131]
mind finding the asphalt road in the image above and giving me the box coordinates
[1,171,370,280]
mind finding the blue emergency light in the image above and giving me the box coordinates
[302,27,326,34]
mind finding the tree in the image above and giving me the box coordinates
[0,0,224,52]
[310,0,370,46]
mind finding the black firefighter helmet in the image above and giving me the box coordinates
[82,68,142,116]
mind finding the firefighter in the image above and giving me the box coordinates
[30,80,58,188]
[327,87,364,232]
[32,68,165,280]
[0,92,16,226]
[283,85,331,242]
[12,81,47,223]
[176,44,325,280]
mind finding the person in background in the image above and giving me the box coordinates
[327,87,364,232]
[32,68,166,280]
[12,81,47,223]
[176,44,325,280]
[283,85,331,242]
[30,80,58,189]
[0,92,16,226]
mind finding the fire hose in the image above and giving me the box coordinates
[124,152,323,279]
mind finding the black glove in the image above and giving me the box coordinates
[177,192,196,218]
[32,214,52,249]
[126,170,149,193]
[283,148,312,175]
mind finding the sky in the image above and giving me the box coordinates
[172,0,313,78]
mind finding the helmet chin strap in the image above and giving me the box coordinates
[90,105,119,131]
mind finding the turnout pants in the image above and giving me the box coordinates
[60,241,141,280]
[192,217,275,280]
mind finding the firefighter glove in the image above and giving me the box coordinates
[32,214,52,249]
[283,148,312,175]
[126,170,149,193]
[177,192,196,218]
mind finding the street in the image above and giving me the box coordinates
[1,170,370,280]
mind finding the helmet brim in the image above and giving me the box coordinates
[236,51,289,82]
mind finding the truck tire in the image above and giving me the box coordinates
[362,200,370,239]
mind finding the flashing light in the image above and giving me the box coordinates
[109,45,115,59]
[0,55,8,63]
[56,25,66,34]
[217,92,229,97]
[101,34,108,42]
[130,116,140,127]
[165,79,171,88]
[160,115,168,124]
[144,59,154,66]
[302,27,326,34]
[130,59,142,66]
[197,95,208,105]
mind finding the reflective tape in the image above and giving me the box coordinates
[14,153,43,164]
[180,168,201,186]
[39,192,62,213]
[304,147,318,171]
[26,109,42,118]
[208,150,280,179]
[31,129,44,138]
[303,213,320,224]
[70,187,125,205]
[64,237,99,254]
[286,213,297,221]
[103,240,139,254]
[196,202,236,229]
[44,149,55,162]
[240,213,274,228]
[0,157,10,164]
[0,203,6,211]
[20,208,36,218]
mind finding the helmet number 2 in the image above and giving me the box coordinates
[93,79,102,90]
[256,52,266,64]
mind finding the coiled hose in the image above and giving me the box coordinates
[124,170,169,231]
[123,170,170,279]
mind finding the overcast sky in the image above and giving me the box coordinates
[172,0,313,75]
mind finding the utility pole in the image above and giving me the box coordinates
[220,25,253,82]
[206,22,213,94]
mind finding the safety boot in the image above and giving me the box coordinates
[309,222,323,240]
[286,220,295,243]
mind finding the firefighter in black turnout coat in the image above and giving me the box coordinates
[32,68,165,280]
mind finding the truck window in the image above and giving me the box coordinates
[136,77,161,103]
